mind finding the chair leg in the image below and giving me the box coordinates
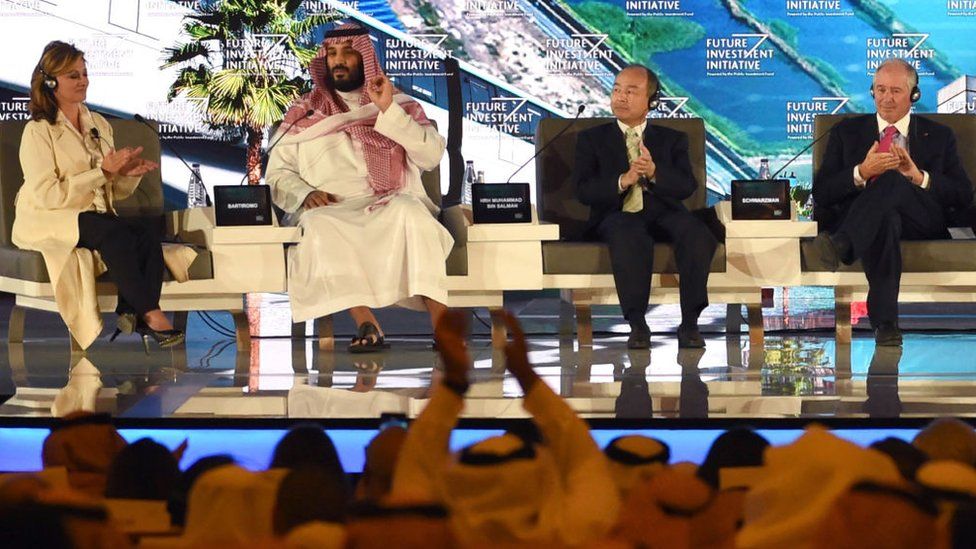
[746,304,764,349]
[835,288,852,344]
[725,303,744,334]
[8,342,27,386]
[489,308,507,349]
[316,316,334,352]
[558,292,576,346]
[172,311,189,332]
[8,305,25,345]
[231,310,251,352]
[576,304,593,347]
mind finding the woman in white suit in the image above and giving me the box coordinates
[13,41,183,351]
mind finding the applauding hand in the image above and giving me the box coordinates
[102,146,159,178]
[857,141,900,181]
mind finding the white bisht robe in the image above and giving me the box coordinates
[266,91,453,322]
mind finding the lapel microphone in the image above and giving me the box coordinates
[89,127,105,150]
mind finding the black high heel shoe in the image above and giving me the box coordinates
[134,321,185,354]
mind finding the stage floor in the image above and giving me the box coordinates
[2,290,976,421]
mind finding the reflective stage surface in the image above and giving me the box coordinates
[3,290,976,421]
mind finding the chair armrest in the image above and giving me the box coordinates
[165,207,215,247]
[440,205,469,246]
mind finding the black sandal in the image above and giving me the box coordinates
[348,321,390,354]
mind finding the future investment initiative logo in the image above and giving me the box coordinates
[705,34,775,77]
[865,33,935,76]
[545,34,613,76]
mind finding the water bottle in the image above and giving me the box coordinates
[187,163,207,208]
[461,160,476,205]
[758,158,771,180]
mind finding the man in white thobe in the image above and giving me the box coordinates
[267,24,452,352]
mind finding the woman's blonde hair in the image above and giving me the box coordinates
[29,41,85,125]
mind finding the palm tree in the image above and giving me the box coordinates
[162,0,333,184]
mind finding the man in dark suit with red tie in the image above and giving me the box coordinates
[573,65,717,349]
[813,58,973,346]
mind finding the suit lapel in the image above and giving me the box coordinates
[641,123,652,153]
[908,116,932,169]
[606,123,630,173]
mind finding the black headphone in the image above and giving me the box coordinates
[645,66,661,111]
[648,85,660,111]
[870,62,921,103]
[38,66,57,91]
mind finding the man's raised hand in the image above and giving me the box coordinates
[368,75,395,112]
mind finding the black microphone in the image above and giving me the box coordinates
[134,113,211,205]
[505,104,586,185]
[237,109,315,185]
[770,125,834,180]
[88,127,105,150]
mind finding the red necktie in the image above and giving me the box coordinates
[877,125,898,153]
[868,125,899,184]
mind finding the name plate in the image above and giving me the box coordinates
[731,179,790,220]
[214,185,273,226]
[472,183,532,224]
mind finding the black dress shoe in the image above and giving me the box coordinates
[875,322,903,347]
[677,324,705,349]
[627,325,651,349]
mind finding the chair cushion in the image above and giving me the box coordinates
[0,245,213,283]
[542,241,726,275]
[800,238,976,272]
[0,246,49,282]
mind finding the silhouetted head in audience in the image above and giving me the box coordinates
[167,454,235,527]
[696,427,770,489]
[105,437,179,500]
[273,466,350,536]
[612,466,713,548]
[871,437,929,481]
[356,426,407,502]
[271,424,345,476]
[604,435,670,498]
[913,417,976,466]
[41,412,127,498]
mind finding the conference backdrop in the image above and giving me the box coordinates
[1,0,975,209]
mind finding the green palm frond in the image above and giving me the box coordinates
[207,93,249,126]
[164,0,323,132]
[210,69,248,98]
[184,21,223,41]
[161,42,211,68]
[248,85,300,127]
[167,65,212,100]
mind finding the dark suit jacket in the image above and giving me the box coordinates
[573,121,698,238]
[813,114,973,232]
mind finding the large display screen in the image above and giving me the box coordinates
[2,0,974,206]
